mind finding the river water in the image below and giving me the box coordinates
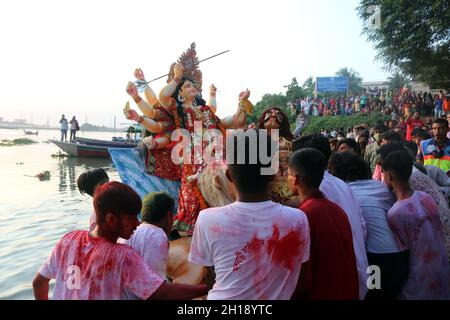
[0,128,122,299]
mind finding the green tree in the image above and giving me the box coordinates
[302,77,315,97]
[357,0,450,88]
[387,71,410,91]
[336,67,363,95]
[248,93,294,125]
[285,77,306,103]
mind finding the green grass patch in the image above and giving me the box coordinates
[0,138,38,146]
[302,113,390,134]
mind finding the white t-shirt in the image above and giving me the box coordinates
[118,224,168,279]
[39,230,164,300]
[348,180,400,254]
[118,224,169,300]
[320,171,369,299]
[188,201,310,300]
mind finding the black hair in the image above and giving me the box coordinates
[404,141,418,157]
[226,129,276,194]
[382,150,413,183]
[432,118,449,127]
[141,192,174,224]
[173,77,207,129]
[382,130,402,143]
[377,142,407,164]
[77,168,109,197]
[337,138,362,157]
[288,148,327,188]
[93,181,142,225]
[359,130,370,140]
[292,134,332,160]
[328,152,371,182]
[374,124,388,132]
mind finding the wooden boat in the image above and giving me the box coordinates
[49,140,115,158]
[75,137,138,148]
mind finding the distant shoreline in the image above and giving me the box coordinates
[0,125,124,133]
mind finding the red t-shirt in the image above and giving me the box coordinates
[406,118,424,141]
[293,192,359,300]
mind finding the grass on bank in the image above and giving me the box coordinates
[301,113,390,134]
[0,138,38,146]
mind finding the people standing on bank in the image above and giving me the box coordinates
[70,116,80,141]
[59,115,68,142]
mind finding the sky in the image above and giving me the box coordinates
[0,0,389,127]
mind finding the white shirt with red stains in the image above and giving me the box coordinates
[39,230,164,300]
[188,200,310,300]
[387,191,450,299]
[118,223,169,299]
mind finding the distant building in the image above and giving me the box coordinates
[0,117,3,123]
[361,81,389,93]
[13,119,27,124]
[410,81,430,93]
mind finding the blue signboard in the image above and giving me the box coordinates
[316,77,348,92]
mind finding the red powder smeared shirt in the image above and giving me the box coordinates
[293,192,359,300]
[39,230,164,300]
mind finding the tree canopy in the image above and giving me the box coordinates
[357,0,450,88]
[335,67,363,95]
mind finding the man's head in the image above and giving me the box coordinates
[287,148,327,197]
[432,118,449,144]
[381,130,403,146]
[141,192,174,235]
[292,134,332,160]
[411,128,431,146]
[413,112,420,120]
[358,130,370,146]
[328,151,371,182]
[93,181,142,240]
[77,168,109,197]
[382,149,413,190]
[373,124,388,144]
[337,138,362,157]
[388,120,397,130]
[226,129,276,198]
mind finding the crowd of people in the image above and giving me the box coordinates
[292,89,450,118]
[32,115,450,300]
[32,44,450,300]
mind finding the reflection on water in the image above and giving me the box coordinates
[0,129,121,299]
[57,157,114,194]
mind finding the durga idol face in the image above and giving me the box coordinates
[264,109,283,130]
[180,80,198,101]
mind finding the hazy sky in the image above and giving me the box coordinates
[0,0,389,127]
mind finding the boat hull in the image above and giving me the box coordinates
[75,137,138,148]
[49,140,112,158]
